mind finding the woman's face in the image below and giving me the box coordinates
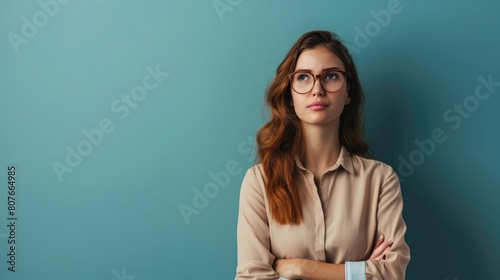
[290,46,349,129]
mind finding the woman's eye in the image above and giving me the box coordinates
[324,72,339,80]
[296,74,310,81]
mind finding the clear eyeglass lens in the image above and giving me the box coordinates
[291,71,344,93]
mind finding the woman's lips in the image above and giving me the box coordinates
[308,102,329,110]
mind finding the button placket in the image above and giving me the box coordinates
[303,170,326,261]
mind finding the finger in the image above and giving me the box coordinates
[374,234,384,249]
[370,240,394,259]
[273,259,282,270]
[371,238,394,260]
[374,246,393,260]
[373,240,391,255]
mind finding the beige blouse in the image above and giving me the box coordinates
[235,146,410,279]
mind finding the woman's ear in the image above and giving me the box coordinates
[345,96,351,105]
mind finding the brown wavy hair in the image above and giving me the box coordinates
[256,30,369,225]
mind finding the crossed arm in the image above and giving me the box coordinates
[273,235,394,280]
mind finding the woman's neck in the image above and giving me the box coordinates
[301,122,341,178]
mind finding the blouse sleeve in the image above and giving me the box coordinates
[235,168,281,280]
[365,166,411,279]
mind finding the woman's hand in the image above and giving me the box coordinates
[370,234,393,260]
[274,258,345,280]
[273,258,303,279]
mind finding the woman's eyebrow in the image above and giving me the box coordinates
[294,67,345,73]
[322,67,344,71]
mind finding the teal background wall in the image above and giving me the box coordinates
[0,0,499,279]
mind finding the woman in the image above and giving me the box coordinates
[235,30,410,280]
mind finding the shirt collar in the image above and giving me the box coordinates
[295,146,354,174]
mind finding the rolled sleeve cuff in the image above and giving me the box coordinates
[345,261,366,280]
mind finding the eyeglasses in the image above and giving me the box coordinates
[288,69,347,94]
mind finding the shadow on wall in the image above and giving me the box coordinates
[364,55,495,279]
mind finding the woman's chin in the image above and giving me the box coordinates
[300,118,339,127]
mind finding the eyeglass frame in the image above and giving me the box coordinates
[287,68,348,94]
